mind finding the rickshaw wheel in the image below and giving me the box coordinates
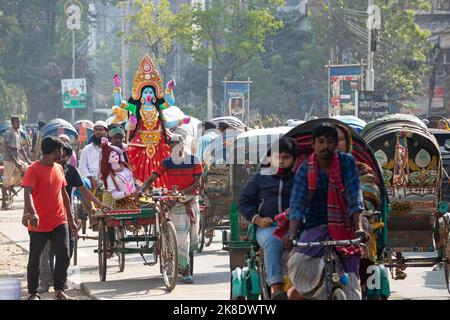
[444,260,450,294]
[190,251,194,276]
[73,236,78,266]
[331,288,347,300]
[197,213,206,253]
[160,220,178,291]
[98,219,107,281]
[257,251,270,300]
[115,225,126,272]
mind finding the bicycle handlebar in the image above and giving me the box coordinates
[292,237,362,247]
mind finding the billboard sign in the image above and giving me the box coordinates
[62,78,87,109]
[328,65,361,117]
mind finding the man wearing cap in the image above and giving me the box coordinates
[108,125,129,164]
[140,133,202,284]
[78,120,108,191]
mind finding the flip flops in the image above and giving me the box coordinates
[182,275,193,284]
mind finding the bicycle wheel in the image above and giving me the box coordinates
[115,225,126,272]
[331,288,347,300]
[98,219,107,281]
[197,213,206,253]
[73,236,78,266]
[190,251,194,276]
[160,220,178,291]
[205,220,214,247]
[257,254,270,300]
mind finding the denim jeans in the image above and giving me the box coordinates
[27,224,70,294]
[256,225,284,286]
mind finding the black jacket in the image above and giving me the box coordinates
[238,171,294,223]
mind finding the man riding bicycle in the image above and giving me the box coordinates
[284,123,368,300]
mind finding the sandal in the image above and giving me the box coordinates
[182,275,193,284]
[394,269,407,280]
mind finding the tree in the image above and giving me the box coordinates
[309,0,431,100]
[0,0,94,121]
[126,0,194,80]
[181,0,284,80]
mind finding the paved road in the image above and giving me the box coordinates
[1,190,449,300]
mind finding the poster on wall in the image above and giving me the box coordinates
[328,65,361,117]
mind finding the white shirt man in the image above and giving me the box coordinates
[78,121,108,190]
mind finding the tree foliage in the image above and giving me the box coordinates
[309,0,431,99]
[181,0,284,80]
[126,0,194,80]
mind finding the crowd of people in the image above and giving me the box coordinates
[4,113,377,301]
[1,54,378,301]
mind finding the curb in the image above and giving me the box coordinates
[80,282,99,300]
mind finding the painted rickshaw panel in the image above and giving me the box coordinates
[362,115,443,252]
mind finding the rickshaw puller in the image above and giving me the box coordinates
[284,123,369,300]
[140,133,202,284]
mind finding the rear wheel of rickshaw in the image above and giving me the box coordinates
[160,220,178,291]
[204,217,214,248]
[73,236,78,266]
[331,288,347,300]
[197,213,206,253]
[98,219,107,281]
[190,251,194,276]
[257,251,270,300]
[115,225,126,272]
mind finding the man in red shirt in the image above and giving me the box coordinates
[140,133,202,283]
[22,136,78,300]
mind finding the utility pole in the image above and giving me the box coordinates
[88,2,96,120]
[205,0,213,120]
[366,0,375,91]
[427,42,441,117]
[66,1,82,123]
[121,0,129,94]
[72,28,76,122]
[207,57,213,120]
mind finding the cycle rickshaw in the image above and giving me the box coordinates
[361,114,450,293]
[92,189,179,291]
[224,118,391,300]
[196,117,247,252]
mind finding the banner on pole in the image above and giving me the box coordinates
[328,65,361,117]
[224,81,251,123]
[62,78,87,109]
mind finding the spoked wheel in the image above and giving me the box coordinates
[331,288,347,300]
[190,251,194,276]
[204,219,214,247]
[6,190,14,206]
[197,213,206,253]
[257,254,270,300]
[444,260,450,294]
[160,221,178,291]
[73,236,78,266]
[98,219,107,281]
[115,225,126,272]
